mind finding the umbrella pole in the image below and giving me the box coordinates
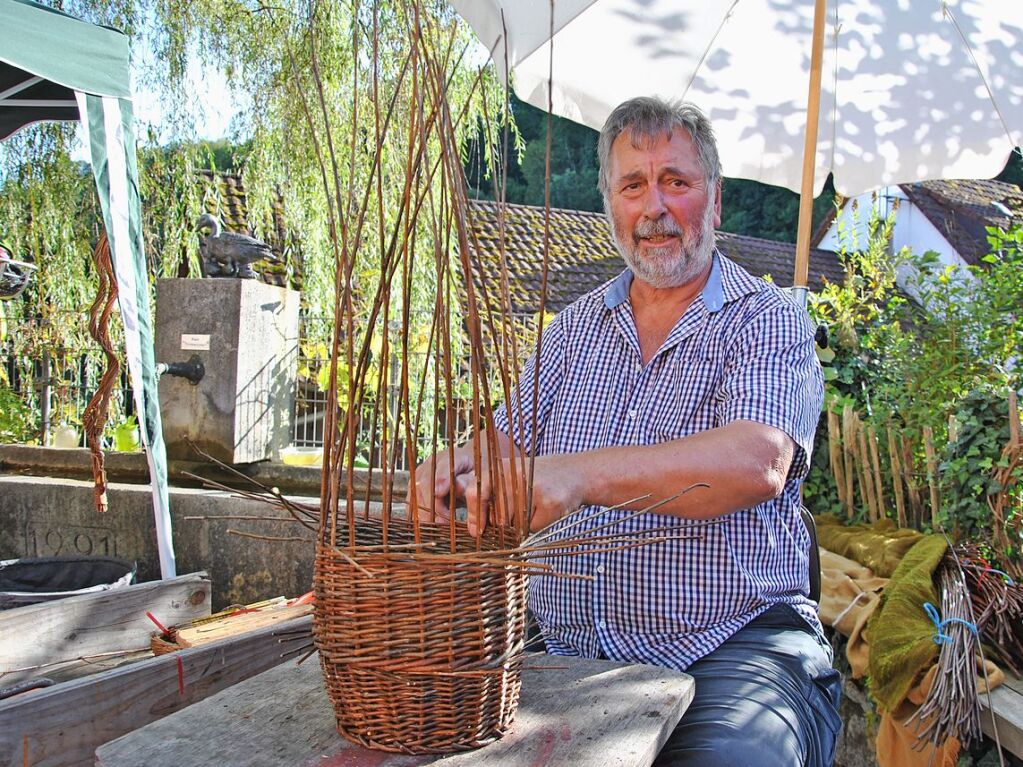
[793,0,826,307]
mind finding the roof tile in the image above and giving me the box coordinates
[899,179,1023,266]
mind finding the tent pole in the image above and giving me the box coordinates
[793,0,826,307]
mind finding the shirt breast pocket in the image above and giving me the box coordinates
[647,356,722,443]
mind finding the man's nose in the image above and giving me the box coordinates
[641,186,668,219]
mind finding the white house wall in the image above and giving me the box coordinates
[817,186,970,301]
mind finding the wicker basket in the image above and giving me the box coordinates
[313,519,529,754]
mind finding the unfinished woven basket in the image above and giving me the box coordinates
[313,518,529,754]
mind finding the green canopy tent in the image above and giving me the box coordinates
[1,0,175,577]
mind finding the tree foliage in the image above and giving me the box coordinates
[1,1,509,435]
[465,93,839,243]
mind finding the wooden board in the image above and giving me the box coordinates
[999,672,1023,697]
[0,613,312,767]
[0,572,211,683]
[981,672,1023,758]
[96,652,694,767]
[159,601,313,651]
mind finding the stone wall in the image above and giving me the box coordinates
[0,474,319,610]
[0,446,402,610]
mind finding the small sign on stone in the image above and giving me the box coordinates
[181,334,211,351]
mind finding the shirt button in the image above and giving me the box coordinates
[596,564,606,575]
[597,619,607,629]
[628,409,637,419]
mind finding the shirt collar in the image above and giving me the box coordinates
[603,251,726,313]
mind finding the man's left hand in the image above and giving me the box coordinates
[460,453,587,536]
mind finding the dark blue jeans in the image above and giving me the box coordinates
[653,604,843,767]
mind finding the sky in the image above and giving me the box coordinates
[71,46,246,161]
[132,57,245,144]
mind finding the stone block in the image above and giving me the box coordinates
[155,278,299,464]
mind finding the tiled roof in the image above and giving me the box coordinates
[466,199,843,315]
[898,179,1023,266]
[716,230,845,290]
[466,200,624,315]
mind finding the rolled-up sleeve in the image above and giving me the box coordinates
[717,302,824,478]
[491,310,569,454]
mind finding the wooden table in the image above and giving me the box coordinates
[95,653,694,767]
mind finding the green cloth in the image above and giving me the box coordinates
[1,0,130,98]
[866,534,948,712]
[815,514,923,578]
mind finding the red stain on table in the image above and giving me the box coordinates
[528,727,558,767]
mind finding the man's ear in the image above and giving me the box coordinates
[712,182,722,229]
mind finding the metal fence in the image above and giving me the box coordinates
[1,312,135,445]
[289,316,485,470]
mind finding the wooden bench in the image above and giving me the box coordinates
[1,617,312,767]
[981,671,1023,758]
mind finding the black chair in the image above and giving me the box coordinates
[800,506,822,603]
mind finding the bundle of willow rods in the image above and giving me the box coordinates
[958,543,1023,677]
[907,553,982,751]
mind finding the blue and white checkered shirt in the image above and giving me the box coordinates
[492,252,824,671]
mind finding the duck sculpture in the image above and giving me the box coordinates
[195,214,278,279]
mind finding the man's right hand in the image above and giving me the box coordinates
[406,446,476,525]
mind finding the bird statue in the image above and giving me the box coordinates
[195,213,278,279]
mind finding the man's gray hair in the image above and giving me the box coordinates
[597,97,721,202]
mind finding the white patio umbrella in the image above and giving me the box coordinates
[450,0,1023,297]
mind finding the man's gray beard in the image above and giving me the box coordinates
[611,197,716,289]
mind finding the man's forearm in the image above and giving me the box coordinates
[560,420,795,521]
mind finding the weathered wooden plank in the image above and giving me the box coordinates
[0,572,211,683]
[0,613,312,767]
[980,683,1023,758]
[165,601,313,649]
[96,652,693,767]
[999,672,1023,698]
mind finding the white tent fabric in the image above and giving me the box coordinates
[76,92,175,578]
[453,0,1023,198]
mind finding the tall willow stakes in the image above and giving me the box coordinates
[282,2,550,753]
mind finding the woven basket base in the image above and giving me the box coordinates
[313,523,528,754]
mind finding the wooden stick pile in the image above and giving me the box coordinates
[958,542,1023,677]
[826,403,926,527]
[907,556,982,751]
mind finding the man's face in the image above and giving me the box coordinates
[606,128,721,289]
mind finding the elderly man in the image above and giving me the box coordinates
[410,97,841,766]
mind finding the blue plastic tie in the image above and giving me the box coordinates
[923,602,979,645]
[982,566,1016,586]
